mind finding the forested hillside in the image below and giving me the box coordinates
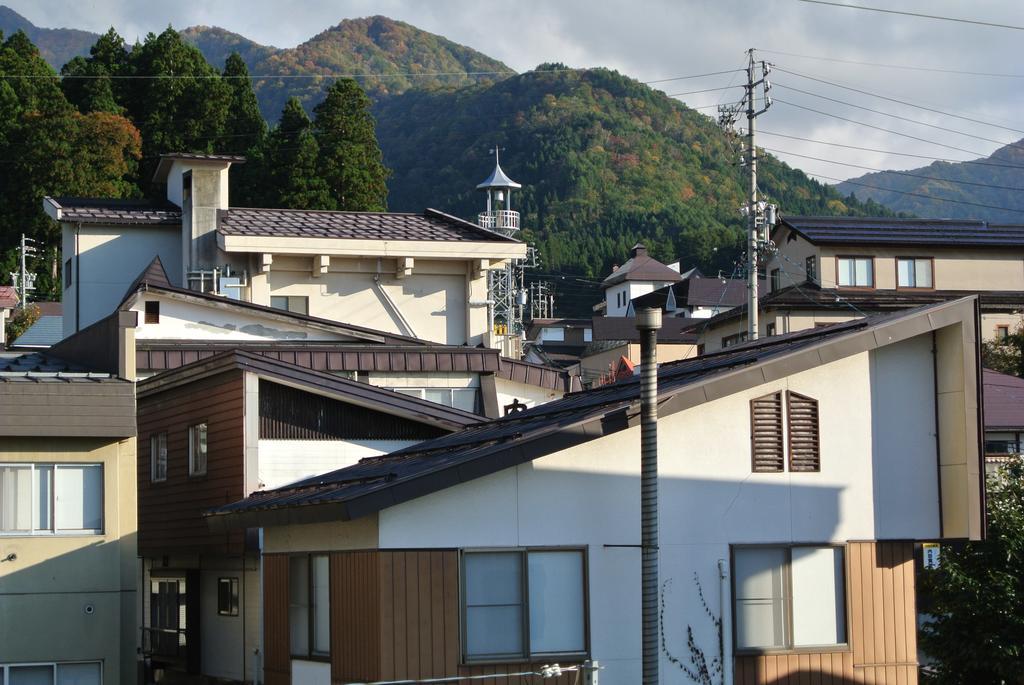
[837,140,1024,223]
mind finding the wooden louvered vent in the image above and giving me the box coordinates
[750,392,785,472]
[787,391,821,472]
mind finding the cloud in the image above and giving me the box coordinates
[8,0,1023,181]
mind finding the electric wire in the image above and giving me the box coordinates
[795,0,1024,31]
[756,49,1024,79]
[806,172,1024,216]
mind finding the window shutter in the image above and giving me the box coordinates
[787,391,820,472]
[750,392,784,472]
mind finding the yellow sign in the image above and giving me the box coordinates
[923,542,940,569]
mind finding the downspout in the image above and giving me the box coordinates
[75,222,81,333]
[636,307,662,685]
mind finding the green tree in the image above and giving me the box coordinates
[262,98,331,208]
[919,456,1024,683]
[5,304,40,345]
[982,325,1024,377]
[313,78,390,211]
[221,52,266,153]
[60,28,128,115]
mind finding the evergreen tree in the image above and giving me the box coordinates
[221,52,266,153]
[0,30,67,114]
[313,78,389,211]
[263,98,331,209]
[60,28,128,115]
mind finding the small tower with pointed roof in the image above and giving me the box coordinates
[476,147,522,237]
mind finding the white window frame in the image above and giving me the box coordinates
[0,662,103,685]
[896,257,933,289]
[150,433,167,483]
[188,423,207,477]
[836,257,873,288]
[0,463,104,536]
[390,387,478,413]
[460,547,589,664]
[731,544,848,654]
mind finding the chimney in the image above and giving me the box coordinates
[611,263,620,273]
[631,243,647,259]
[635,306,662,685]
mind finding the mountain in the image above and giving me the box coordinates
[0,6,97,69]
[836,140,1024,223]
[374,64,893,289]
[182,16,514,120]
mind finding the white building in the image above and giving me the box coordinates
[601,244,681,317]
[208,296,984,685]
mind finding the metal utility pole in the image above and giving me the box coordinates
[721,50,774,341]
[636,306,662,685]
[16,234,37,309]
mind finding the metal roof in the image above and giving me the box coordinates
[476,157,522,190]
[218,207,518,243]
[0,286,17,309]
[633,278,753,311]
[45,196,182,225]
[983,369,1024,430]
[0,351,115,382]
[10,316,63,348]
[780,215,1024,247]
[207,298,979,528]
[602,244,682,287]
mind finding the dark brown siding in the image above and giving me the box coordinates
[0,381,135,438]
[331,551,382,683]
[137,369,245,555]
[734,541,918,685]
[263,554,291,685]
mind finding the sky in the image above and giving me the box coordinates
[8,0,1024,184]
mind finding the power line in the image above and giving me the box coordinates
[773,82,1024,150]
[796,0,1024,31]
[665,85,744,98]
[765,146,1024,193]
[756,49,1024,79]
[774,67,1024,135]
[759,129,1024,171]
[773,98,999,159]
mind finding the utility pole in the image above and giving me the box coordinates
[15,234,37,309]
[721,49,774,341]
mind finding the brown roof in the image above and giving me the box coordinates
[160,153,246,163]
[218,207,519,243]
[0,286,17,309]
[602,244,682,287]
[32,301,62,317]
[632,278,753,310]
[591,315,699,344]
[47,197,182,225]
[983,369,1024,430]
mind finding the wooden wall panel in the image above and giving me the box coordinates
[733,542,918,685]
[330,551,381,683]
[137,369,245,555]
[263,554,291,685]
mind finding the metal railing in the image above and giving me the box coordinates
[478,210,520,234]
[985,440,1022,456]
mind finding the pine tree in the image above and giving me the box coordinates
[221,52,266,153]
[60,28,128,115]
[312,78,390,211]
[263,98,332,209]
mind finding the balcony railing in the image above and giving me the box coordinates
[478,210,520,235]
[985,440,1022,456]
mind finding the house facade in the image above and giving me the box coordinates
[47,153,527,347]
[601,244,682,317]
[208,297,984,685]
[135,350,486,683]
[699,216,1024,352]
[0,324,137,685]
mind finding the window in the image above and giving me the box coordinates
[1,663,101,685]
[218,577,239,616]
[144,301,160,324]
[733,545,846,651]
[836,257,873,288]
[896,257,933,289]
[0,463,103,535]
[750,391,820,473]
[996,325,1010,340]
[270,295,309,315]
[290,554,330,659]
[770,268,782,292]
[583,328,593,343]
[805,256,817,283]
[766,322,777,337]
[722,332,748,349]
[393,387,479,413]
[63,258,73,291]
[188,424,207,476]
[462,549,587,662]
[541,327,565,343]
[150,433,167,483]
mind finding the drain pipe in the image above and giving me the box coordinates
[636,306,662,685]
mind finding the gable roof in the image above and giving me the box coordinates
[44,196,182,225]
[983,369,1024,430]
[122,255,172,302]
[10,316,63,348]
[602,244,682,288]
[0,286,18,309]
[218,207,519,244]
[591,315,700,344]
[633,278,752,311]
[779,215,1024,248]
[139,349,484,433]
[206,296,980,529]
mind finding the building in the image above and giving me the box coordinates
[0,317,137,685]
[136,350,486,683]
[0,286,17,347]
[46,153,527,347]
[982,368,1024,473]
[10,302,64,349]
[631,276,753,319]
[207,296,984,685]
[523,318,592,369]
[580,316,700,386]
[601,244,681,317]
[699,216,1024,352]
